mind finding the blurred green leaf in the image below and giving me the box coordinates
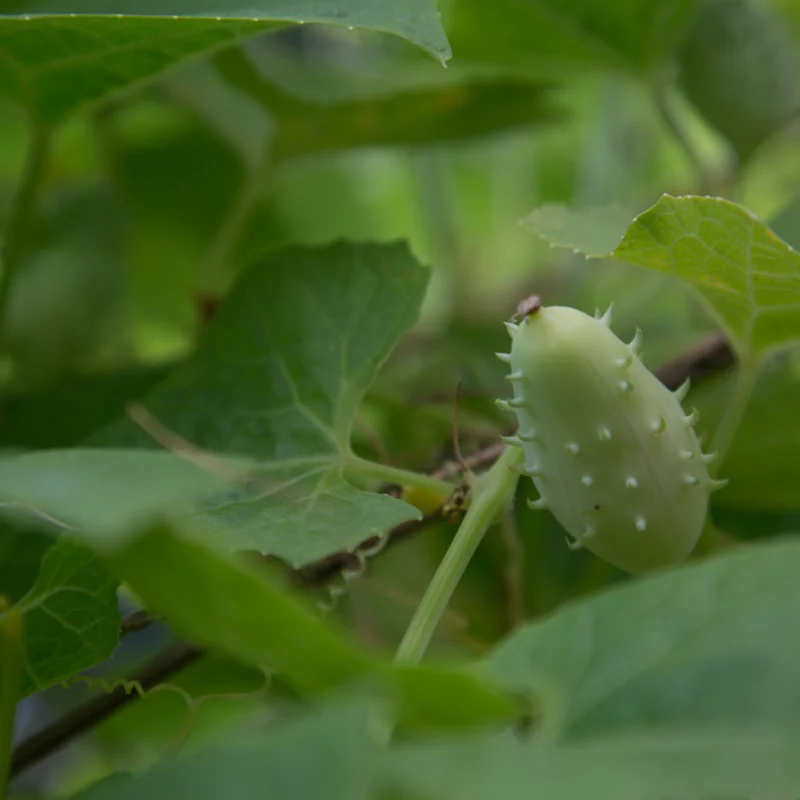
[693,354,800,511]
[0,1,451,124]
[96,654,269,772]
[0,449,233,543]
[480,539,800,738]
[4,536,120,696]
[678,0,800,162]
[91,242,430,568]
[75,694,380,800]
[526,195,800,360]
[213,47,561,160]
[384,728,800,800]
[101,108,249,350]
[1,187,126,388]
[111,521,516,726]
[0,365,173,449]
[111,522,373,694]
[768,189,800,250]
[445,0,696,77]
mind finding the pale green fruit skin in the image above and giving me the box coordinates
[503,305,714,575]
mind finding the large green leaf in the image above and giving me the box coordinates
[75,695,380,800]
[0,2,450,124]
[769,190,800,251]
[678,0,800,162]
[526,195,800,360]
[480,539,800,738]
[384,729,800,800]
[112,523,372,694]
[0,449,234,544]
[91,242,431,567]
[694,353,800,511]
[3,536,120,696]
[211,47,561,161]
[445,0,695,77]
[110,522,516,727]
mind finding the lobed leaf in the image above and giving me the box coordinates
[3,536,120,696]
[526,195,800,360]
[90,241,431,567]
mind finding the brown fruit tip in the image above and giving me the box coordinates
[517,295,542,317]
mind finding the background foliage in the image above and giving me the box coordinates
[2,0,800,798]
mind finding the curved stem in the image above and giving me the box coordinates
[345,455,455,498]
[395,445,523,665]
[709,360,759,470]
[0,123,51,330]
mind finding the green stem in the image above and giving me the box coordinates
[653,79,711,194]
[0,123,51,329]
[0,602,22,800]
[395,445,523,665]
[709,360,759,469]
[345,455,455,498]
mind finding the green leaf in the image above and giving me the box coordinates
[96,654,269,772]
[0,519,53,603]
[678,0,800,162]
[112,522,373,695]
[104,107,251,348]
[74,695,380,800]
[480,539,800,738]
[694,354,800,511]
[111,522,516,727]
[0,449,233,544]
[91,242,431,567]
[4,536,120,696]
[446,0,696,77]
[212,47,561,161]
[1,186,127,388]
[0,2,451,124]
[769,189,800,251]
[384,729,800,800]
[0,365,173,449]
[521,202,635,255]
[526,195,800,360]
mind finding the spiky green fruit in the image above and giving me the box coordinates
[497,301,726,575]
